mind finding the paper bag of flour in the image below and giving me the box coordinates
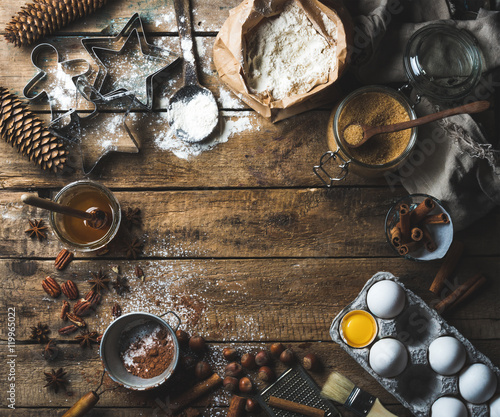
[213,0,351,122]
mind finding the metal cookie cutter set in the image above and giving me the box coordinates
[330,272,500,417]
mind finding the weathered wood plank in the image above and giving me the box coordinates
[1,258,499,344]
[1,190,499,258]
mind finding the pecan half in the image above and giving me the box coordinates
[61,301,70,321]
[42,276,61,298]
[135,266,145,282]
[73,299,92,317]
[59,325,78,335]
[55,249,74,270]
[112,303,122,318]
[84,290,101,307]
[66,313,86,328]
[61,280,79,300]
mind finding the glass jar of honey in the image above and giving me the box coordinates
[50,180,121,251]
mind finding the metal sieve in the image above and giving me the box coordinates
[100,311,181,391]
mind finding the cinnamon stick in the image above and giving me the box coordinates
[399,204,411,242]
[398,241,422,256]
[435,273,485,313]
[171,373,222,413]
[389,225,402,247]
[227,395,246,417]
[421,225,437,252]
[411,227,423,241]
[423,213,449,224]
[429,240,464,294]
[448,274,487,312]
[410,197,435,224]
[268,396,325,417]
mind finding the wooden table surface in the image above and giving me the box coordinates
[1,1,499,416]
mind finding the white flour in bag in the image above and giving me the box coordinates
[246,0,338,101]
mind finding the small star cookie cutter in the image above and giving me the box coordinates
[23,43,91,122]
[82,13,181,110]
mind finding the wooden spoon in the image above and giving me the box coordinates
[21,194,109,229]
[343,100,490,148]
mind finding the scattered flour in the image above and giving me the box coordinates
[218,86,245,109]
[154,11,175,28]
[246,0,337,100]
[180,38,195,64]
[45,63,79,110]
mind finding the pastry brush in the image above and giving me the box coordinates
[321,371,398,417]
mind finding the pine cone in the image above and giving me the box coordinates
[0,87,68,172]
[5,0,108,47]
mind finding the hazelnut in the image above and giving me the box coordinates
[258,366,275,382]
[176,329,189,345]
[189,335,206,352]
[225,362,243,377]
[303,353,320,371]
[194,361,211,380]
[239,376,253,393]
[280,348,294,365]
[180,354,197,370]
[222,347,238,361]
[223,376,239,393]
[241,353,256,369]
[255,350,271,366]
[245,398,259,412]
[270,343,285,357]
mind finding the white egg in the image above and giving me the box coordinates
[369,338,408,377]
[431,397,468,417]
[366,280,406,319]
[491,394,500,417]
[428,336,466,375]
[459,363,498,404]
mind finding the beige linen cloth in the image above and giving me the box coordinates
[347,0,500,230]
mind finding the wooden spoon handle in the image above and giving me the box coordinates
[21,194,93,221]
[368,100,490,136]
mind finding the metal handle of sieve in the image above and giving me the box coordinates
[313,150,350,186]
[160,311,182,331]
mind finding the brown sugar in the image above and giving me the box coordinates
[338,92,411,165]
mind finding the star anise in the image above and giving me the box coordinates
[30,322,50,343]
[122,207,141,228]
[75,330,99,349]
[44,368,68,393]
[112,276,130,296]
[124,237,143,260]
[25,219,48,241]
[87,269,110,294]
[43,339,59,361]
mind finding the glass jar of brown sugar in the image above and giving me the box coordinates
[314,85,417,183]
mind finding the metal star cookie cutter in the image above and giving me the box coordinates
[81,13,180,110]
[52,78,140,175]
[23,43,91,121]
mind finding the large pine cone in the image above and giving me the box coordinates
[0,87,68,172]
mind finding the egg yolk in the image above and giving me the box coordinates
[341,310,377,348]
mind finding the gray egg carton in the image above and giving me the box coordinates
[329,272,500,417]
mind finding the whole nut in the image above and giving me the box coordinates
[303,353,320,371]
[222,347,238,361]
[58,325,78,335]
[245,398,259,413]
[54,249,74,270]
[280,348,294,365]
[112,303,122,318]
[60,301,70,321]
[258,366,275,382]
[270,343,285,357]
[189,335,206,352]
[180,354,197,370]
[73,299,92,316]
[223,376,239,393]
[239,377,253,393]
[194,361,212,380]
[42,276,61,298]
[61,280,79,300]
[225,362,243,378]
[176,329,190,345]
[84,290,101,307]
[255,350,271,366]
[241,353,256,369]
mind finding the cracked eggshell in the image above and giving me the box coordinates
[459,363,498,404]
[428,336,466,376]
[366,280,405,319]
[431,397,468,417]
[369,338,408,378]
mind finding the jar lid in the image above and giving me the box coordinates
[403,24,483,101]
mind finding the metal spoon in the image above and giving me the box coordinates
[343,100,490,148]
[168,0,219,143]
[21,194,109,230]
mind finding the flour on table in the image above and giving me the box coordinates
[45,63,79,110]
[246,0,337,101]
[218,86,245,109]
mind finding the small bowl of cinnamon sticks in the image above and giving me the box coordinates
[385,194,453,261]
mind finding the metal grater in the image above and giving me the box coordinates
[256,366,342,417]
